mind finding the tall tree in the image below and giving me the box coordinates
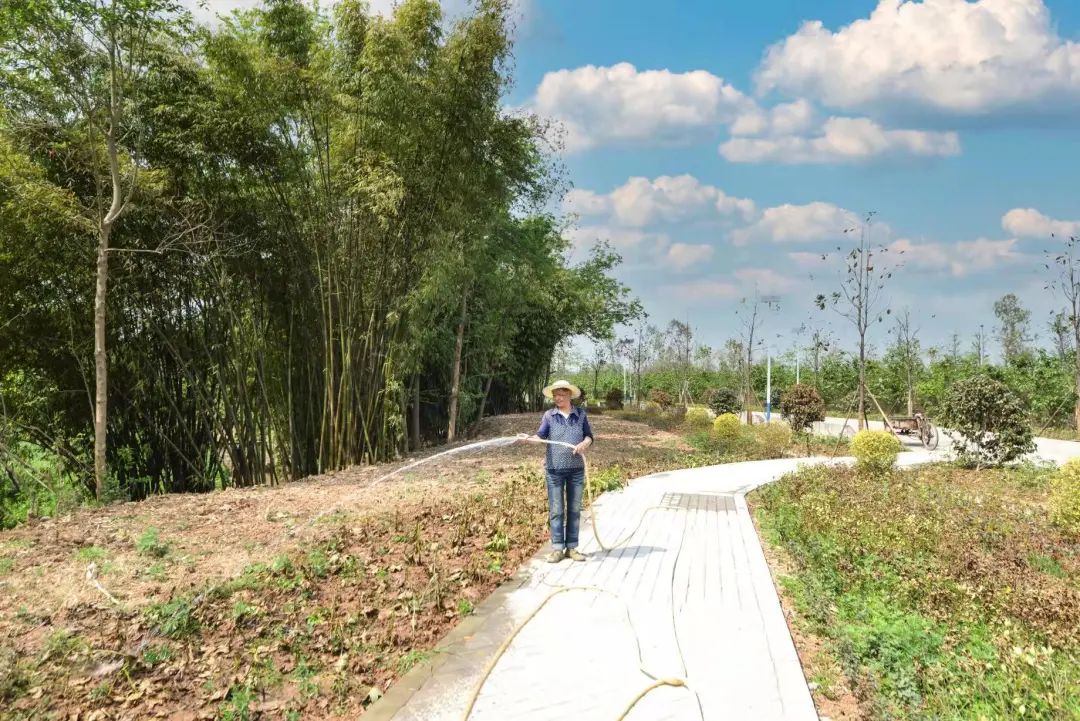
[884,310,921,415]
[1,0,188,498]
[994,293,1032,365]
[1051,311,1073,363]
[816,212,898,429]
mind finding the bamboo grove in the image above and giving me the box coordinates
[0,0,640,515]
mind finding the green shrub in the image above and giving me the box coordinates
[590,465,625,493]
[779,384,826,435]
[642,401,661,416]
[704,388,741,416]
[754,421,792,457]
[604,387,624,410]
[850,430,901,474]
[713,413,742,441]
[648,388,673,409]
[940,375,1035,467]
[1050,459,1080,534]
[683,407,712,431]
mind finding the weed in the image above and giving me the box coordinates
[292,657,320,699]
[0,557,12,576]
[74,546,106,563]
[89,682,112,702]
[1028,552,1067,578]
[270,555,293,575]
[136,528,169,558]
[306,550,329,578]
[41,629,86,662]
[397,649,432,675]
[141,645,174,666]
[457,598,474,617]
[590,465,625,493]
[218,684,254,721]
[485,529,510,552]
[147,597,199,639]
[145,561,168,581]
[231,601,259,622]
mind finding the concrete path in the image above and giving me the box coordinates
[376,452,941,721]
[372,425,1080,721]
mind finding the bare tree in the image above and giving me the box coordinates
[737,295,778,423]
[1046,235,1080,432]
[971,324,988,366]
[889,310,921,415]
[588,338,608,400]
[1050,311,1073,363]
[816,212,899,429]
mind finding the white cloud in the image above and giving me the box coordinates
[665,243,714,270]
[755,0,1080,118]
[720,116,960,164]
[1002,207,1080,238]
[730,98,816,137]
[889,237,1024,276]
[732,202,861,245]
[531,63,752,153]
[788,251,832,268]
[665,279,742,301]
[564,175,756,226]
[564,225,663,251]
[734,267,798,293]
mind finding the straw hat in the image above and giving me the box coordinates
[543,379,582,400]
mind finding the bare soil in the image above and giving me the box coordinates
[0,413,688,720]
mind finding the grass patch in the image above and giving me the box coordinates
[0,557,13,576]
[74,546,106,563]
[141,644,174,666]
[135,528,169,558]
[751,461,1080,719]
[397,649,433,675]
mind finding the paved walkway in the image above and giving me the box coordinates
[377,452,943,721]
[373,427,1080,721]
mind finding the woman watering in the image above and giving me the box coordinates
[519,380,593,562]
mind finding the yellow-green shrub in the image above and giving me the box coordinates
[754,421,792,457]
[1050,459,1080,534]
[713,413,742,441]
[684,406,712,431]
[851,430,901,474]
[642,401,661,416]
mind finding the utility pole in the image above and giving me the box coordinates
[766,347,773,423]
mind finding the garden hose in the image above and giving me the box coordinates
[462,441,706,720]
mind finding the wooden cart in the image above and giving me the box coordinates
[887,412,939,450]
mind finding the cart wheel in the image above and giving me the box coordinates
[922,423,939,450]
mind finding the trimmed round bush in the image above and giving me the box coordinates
[754,421,792,457]
[939,375,1034,467]
[648,388,674,409]
[1050,459,1080,535]
[704,388,741,416]
[850,430,901,474]
[684,406,712,430]
[779,384,825,435]
[713,413,742,441]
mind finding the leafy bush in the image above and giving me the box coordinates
[780,384,826,435]
[642,401,661,416]
[850,430,900,475]
[1050,459,1080,534]
[648,388,673,409]
[683,407,712,431]
[940,375,1035,467]
[754,421,792,457]
[591,465,625,493]
[704,388,741,416]
[713,413,742,441]
[605,387,624,410]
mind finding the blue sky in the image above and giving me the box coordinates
[504,0,1080,361]
[191,0,1080,361]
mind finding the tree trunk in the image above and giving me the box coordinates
[411,375,420,451]
[857,334,867,430]
[469,374,495,435]
[447,294,468,443]
[94,225,110,499]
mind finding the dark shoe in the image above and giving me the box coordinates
[566,549,586,562]
[546,549,566,563]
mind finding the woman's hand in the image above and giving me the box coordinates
[573,439,592,456]
[516,433,539,443]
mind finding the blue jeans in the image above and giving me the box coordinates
[546,468,584,550]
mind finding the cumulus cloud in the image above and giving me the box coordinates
[665,243,715,270]
[665,279,742,301]
[563,175,756,226]
[720,116,960,163]
[531,63,752,153]
[730,98,816,137]
[755,0,1080,118]
[564,225,663,251]
[889,237,1024,277]
[732,202,861,245]
[1002,208,1080,238]
[734,267,798,293]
